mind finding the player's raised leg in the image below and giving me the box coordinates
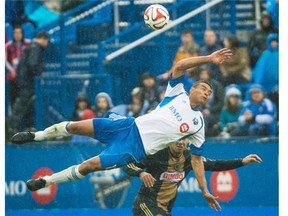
[11,120,95,144]
[27,155,103,191]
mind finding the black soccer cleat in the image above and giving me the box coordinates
[11,131,35,144]
[26,178,47,191]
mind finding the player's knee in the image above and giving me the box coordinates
[66,120,94,137]
[79,157,102,175]
[66,121,83,134]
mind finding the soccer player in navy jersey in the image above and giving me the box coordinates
[11,48,232,211]
[123,140,262,216]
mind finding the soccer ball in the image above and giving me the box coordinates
[144,4,170,30]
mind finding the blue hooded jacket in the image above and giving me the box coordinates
[252,33,279,92]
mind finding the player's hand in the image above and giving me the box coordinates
[203,191,221,211]
[157,71,170,81]
[139,172,156,188]
[242,154,262,165]
[210,48,233,64]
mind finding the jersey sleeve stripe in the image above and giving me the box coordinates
[158,93,184,108]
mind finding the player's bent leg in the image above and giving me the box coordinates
[26,156,103,191]
[11,119,95,144]
[78,156,103,175]
[66,119,95,138]
[11,121,70,144]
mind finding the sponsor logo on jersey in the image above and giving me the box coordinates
[193,117,199,125]
[160,171,185,182]
[179,123,189,133]
[168,105,183,121]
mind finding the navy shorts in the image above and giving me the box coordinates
[92,117,146,169]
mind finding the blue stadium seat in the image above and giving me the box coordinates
[5,23,13,42]
[22,22,36,40]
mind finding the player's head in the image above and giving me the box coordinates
[35,31,50,48]
[189,80,212,108]
[170,139,189,156]
[13,24,24,42]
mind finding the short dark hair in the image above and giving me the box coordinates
[12,24,24,42]
[36,31,50,40]
[13,24,23,31]
[182,29,193,37]
[192,79,213,90]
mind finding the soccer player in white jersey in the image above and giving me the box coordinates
[11,48,232,211]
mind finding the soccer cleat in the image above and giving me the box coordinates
[26,178,47,191]
[11,131,35,144]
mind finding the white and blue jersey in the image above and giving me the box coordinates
[135,75,205,155]
[93,75,205,169]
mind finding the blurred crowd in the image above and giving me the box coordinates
[5,3,279,139]
[69,11,278,138]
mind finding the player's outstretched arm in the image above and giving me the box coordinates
[191,154,221,211]
[242,154,262,165]
[172,48,232,79]
[203,154,262,171]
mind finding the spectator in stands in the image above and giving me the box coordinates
[158,29,200,86]
[199,29,223,81]
[247,13,278,68]
[139,72,161,114]
[5,24,31,112]
[220,35,251,87]
[197,67,224,137]
[232,84,277,136]
[93,92,114,118]
[218,85,243,138]
[266,0,279,28]
[109,87,148,118]
[10,31,49,132]
[252,33,278,95]
[252,33,279,121]
[72,93,92,121]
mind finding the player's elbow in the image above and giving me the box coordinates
[191,154,202,166]
[174,60,186,71]
[172,61,186,78]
